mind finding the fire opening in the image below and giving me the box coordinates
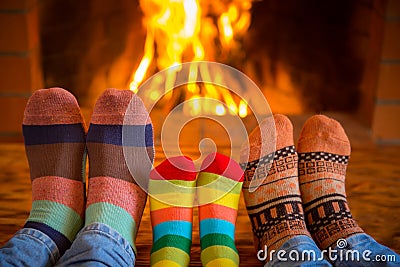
[129,0,254,118]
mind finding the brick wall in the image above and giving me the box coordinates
[245,0,382,114]
[39,0,144,109]
[0,0,43,142]
[372,0,400,143]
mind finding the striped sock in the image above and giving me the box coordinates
[149,156,197,267]
[85,89,154,255]
[239,114,310,257]
[22,88,86,256]
[297,115,363,249]
[197,152,243,267]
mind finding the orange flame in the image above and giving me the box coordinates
[130,0,253,117]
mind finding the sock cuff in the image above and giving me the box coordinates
[24,221,72,256]
[27,200,83,242]
[85,202,138,252]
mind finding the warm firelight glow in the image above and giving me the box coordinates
[129,0,254,117]
[129,30,154,92]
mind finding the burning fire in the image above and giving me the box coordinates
[129,0,253,117]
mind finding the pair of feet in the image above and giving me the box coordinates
[239,114,364,260]
[23,87,153,255]
[23,87,243,266]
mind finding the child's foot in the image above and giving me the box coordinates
[198,152,243,267]
[149,156,197,267]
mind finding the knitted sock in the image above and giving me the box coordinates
[239,114,310,256]
[197,152,243,267]
[22,87,86,255]
[149,156,197,267]
[85,88,154,255]
[297,115,363,249]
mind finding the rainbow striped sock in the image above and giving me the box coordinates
[197,152,243,267]
[149,156,197,267]
[22,88,86,255]
[85,89,154,255]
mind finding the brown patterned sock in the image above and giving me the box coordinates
[240,114,310,256]
[297,115,364,249]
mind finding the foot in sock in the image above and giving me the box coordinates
[23,87,86,255]
[149,156,197,267]
[85,88,154,254]
[239,114,310,257]
[297,115,363,249]
[197,152,243,267]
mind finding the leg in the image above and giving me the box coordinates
[240,114,331,266]
[0,88,86,266]
[56,89,154,266]
[297,115,399,266]
[197,152,243,267]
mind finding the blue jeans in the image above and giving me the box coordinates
[0,223,135,267]
[1,227,399,267]
[267,234,400,267]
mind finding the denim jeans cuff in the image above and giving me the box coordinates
[15,227,60,264]
[79,223,136,261]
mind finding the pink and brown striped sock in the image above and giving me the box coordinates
[297,115,364,249]
[239,114,310,256]
[85,88,154,256]
[23,87,86,255]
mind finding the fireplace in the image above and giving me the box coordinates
[0,0,399,144]
[1,1,400,263]
[38,0,373,113]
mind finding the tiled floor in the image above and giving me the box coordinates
[0,113,399,266]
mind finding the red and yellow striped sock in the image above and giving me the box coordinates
[197,152,243,267]
[85,89,154,255]
[149,156,197,267]
[23,88,86,256]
